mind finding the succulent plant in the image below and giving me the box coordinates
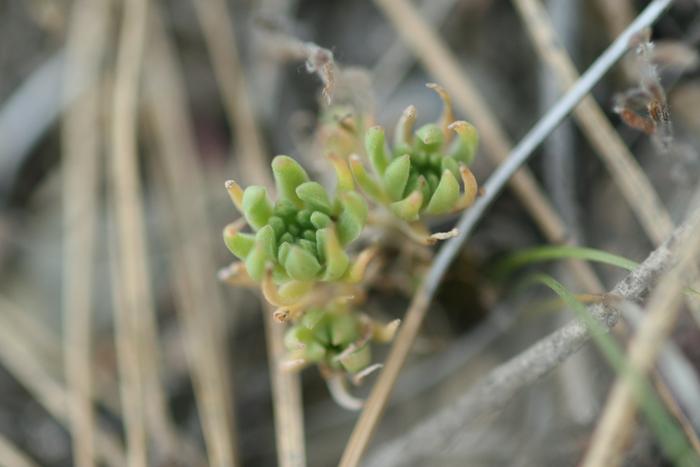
[223,155,372,316]
[349,84,479,223]
[283,303,399,376]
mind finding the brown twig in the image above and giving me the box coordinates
[61,1,110,465]
[582,195,700,467]
[366,216,694,466]
[144,8,240,466]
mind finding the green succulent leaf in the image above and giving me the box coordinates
[301,308,327,330]
[441,156,460,179]
[223,227,255,259]
[337,191,368,246]
[365,126,389,175]
[320,227,350,281]
[310,211,332,229]
[424,170,460,215]
[383,154,412,201]
[330,312,360,346]
[296,181,333,214]
[339,345,371,373]
[242,186,273,230]
[393,105,417,155]
[415,123,443,152]
[448,121,478,166]
[256,225,277,258]
[390,190,423,221]
[284,245,322,281]
[350,155,387,202]
[245,243,267,282]
[272,155,310,207]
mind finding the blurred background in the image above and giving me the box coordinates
[1,0,700,466]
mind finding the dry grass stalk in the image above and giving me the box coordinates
[192,1,308,465]
[192,0,269,185]
[264,305,307,467]
[0,297,125,467]
[110,0,183,463]
[512,0,673,246]
[0,434,39,467]
[61,0,110,465]
[144,9,240,466]
[582,198,700,467]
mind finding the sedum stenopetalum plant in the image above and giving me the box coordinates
[222,155,373,320]
[349,84,479,243]
[283,301,399,409]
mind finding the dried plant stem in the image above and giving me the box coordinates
[192,0,269,185]
[0,298,125,467]
[512,0,673,246]
[192,1,307,465]
[582,197,700,467]
[367,217,693,466]
[145,9,239,466]
[110,0,182,463]
[263,306,307,467]
[341,2,672,464]
[0,435,39,467]
[62,1,110,466]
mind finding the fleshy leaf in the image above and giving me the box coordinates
[426,83,454,141]
[349,155,387,202]
[245,244,267,282]
[256,225,277,258]
[296,181,333,214]
[365,126,389,175]
[320,227,350,281]
[339,345,371,373]
[242,186,273,230]
[415,123,443,152]
[383,154,411,201]
[225,180,244,212]
[394,105,417,155]
[278,280,313,304]
[424,170,460,215]
[328,154,354,192]
[223,223,255,259]
[284,325,314,349]
[284,245,322,281]
[272,155,310,207]
[336,191,368,246]
[330,312,360,346]
[390,190,423,221]
[448,121,478,165]
[310,211,332,229]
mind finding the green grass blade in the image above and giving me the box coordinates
[527,273,698,467]
[492,245,638,281]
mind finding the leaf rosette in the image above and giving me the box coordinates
[222,155,372,318]
[350,84,480,225]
